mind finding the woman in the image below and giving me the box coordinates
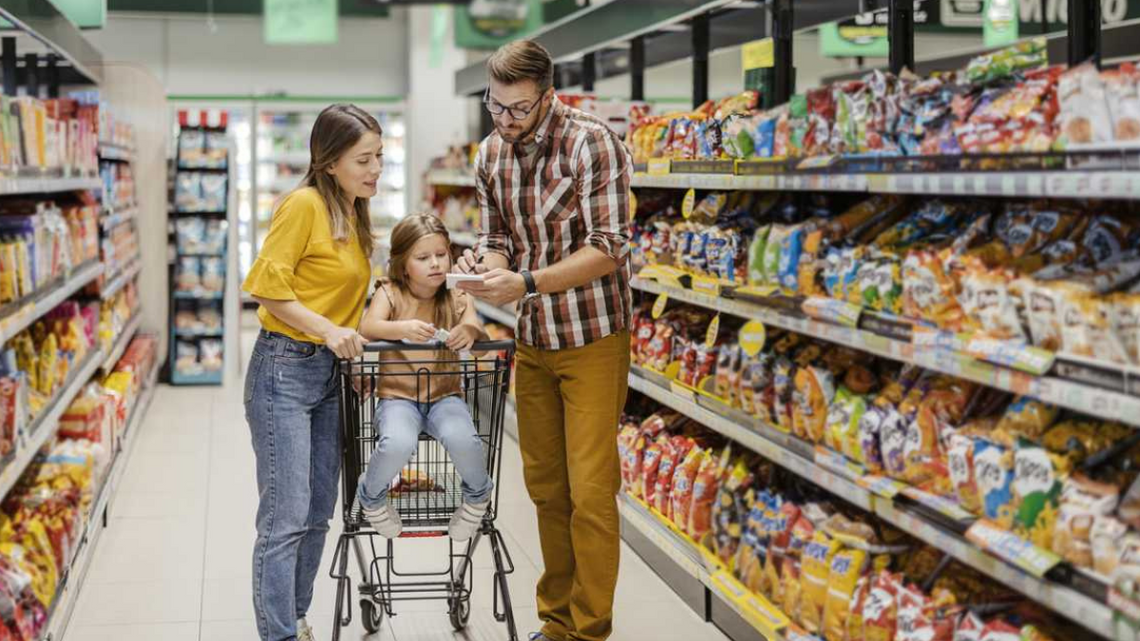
[242,104,380,641]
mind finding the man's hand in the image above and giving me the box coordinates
[457,268,526,307]
[445,323,482,352]
[456,249,490,275]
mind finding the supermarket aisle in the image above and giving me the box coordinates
[65,332,728,641]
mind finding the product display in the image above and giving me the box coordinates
[0,94,99,175]
[0,200,100,307]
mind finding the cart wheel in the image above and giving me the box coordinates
[360,599,383,634]
[448,596,471,631]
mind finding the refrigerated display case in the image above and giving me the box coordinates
[253,104,407,266]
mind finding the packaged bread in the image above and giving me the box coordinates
[1053,475,1120,569]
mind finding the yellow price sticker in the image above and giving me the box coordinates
[741,37,774,71]
[629,189,638,222]
[738,320,766,357]
[647,158,670,176]
[681,188,696,219]
[652,293,669,319]
[705,314,721,348]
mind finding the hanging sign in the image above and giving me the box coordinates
[265,0,338,45]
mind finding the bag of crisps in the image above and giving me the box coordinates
[799,530,841,632]
[823,547,869,641]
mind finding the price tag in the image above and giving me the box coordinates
[814,446,862,481]
[669,380,698,403]
[705,313,721,348]
[1001,175,1017,196]
[801,297,861,328]
[973,175,986,194]
[953,175,966,194]
[692,274,721,297]
[681,188,696,219]
[965,519,1062,578]
[636,265,662,281]
[629,189,638,222]
[738,320,767,357]
[652,293,669,319]
[901,487,974,523]
[858,474,907,499]
[710,571,790,636]
[647,158,671,176]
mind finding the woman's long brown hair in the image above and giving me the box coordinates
[297,103,380,257]
[387,214,458,333]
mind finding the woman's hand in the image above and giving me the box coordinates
[400,320,437,343]
[323,325,367,359]
[445,323,482,352]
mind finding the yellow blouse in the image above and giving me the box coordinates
[242,187,371,344]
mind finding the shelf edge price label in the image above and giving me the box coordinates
[652,293,669,319]
[691,274,721,297]
[738,320,767,357]
[858,474,907,499]
[705,313,721,348]
[965,519,1062,578]
[647,158,671,176]
[681,188,697,219]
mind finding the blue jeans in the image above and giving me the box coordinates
[245,330,341,641]
[357,396,493,508]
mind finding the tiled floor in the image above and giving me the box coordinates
[66,332,729,641]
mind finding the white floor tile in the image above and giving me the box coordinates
[85,516,205,583]
[64,622,201,641]
[71,579,202,625]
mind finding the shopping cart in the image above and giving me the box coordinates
[328,340,518,641]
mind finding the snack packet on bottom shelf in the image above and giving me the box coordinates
[713,459,753,567]
[823,547,869,641]
[862,570,902,641]
[799,530,841,633]
[846,576,870,641]
[780,514,815,617]
[1053,475,1119,570]
[761,501,803,602]
[670,447,706,532]
[688,446,725,541]
[655,436,694,518]
[640,435,667,507]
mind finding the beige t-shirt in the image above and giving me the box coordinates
[374,279,469,403]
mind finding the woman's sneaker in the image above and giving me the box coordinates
[297,618,316,641]
[363,502,403,538]
[449,500,489,541]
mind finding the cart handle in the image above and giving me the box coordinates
[362,339,516,354]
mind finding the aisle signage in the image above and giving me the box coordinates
[681,188,696,219]
[741,38,774,71]
[265,0,337,45]
[455,0,544,49]
[738,320,767,357]
[705,314,721,348]
[647,158,671,176]
[652,293,669,319]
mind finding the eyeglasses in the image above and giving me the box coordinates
[483,88,543,120]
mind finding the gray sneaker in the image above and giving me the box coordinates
[297,618,316,641]
[363,502,403,538]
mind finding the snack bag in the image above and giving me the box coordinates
[823,547,869,641]
[825,388,865,456]
[1058,63,1114,146]
[670,447,705,531]
[656,436,695,517]
[799,530,841,633]
[847,576,870,641]
[974,439,1016,528]
[1053,475,1119,569]
[1106,65,1140,141]
[713,459,753,567]
[1012,437,1068,549]
[955,611,985,641]
[793,365,836,444]
[780,514,815,616]
[1092,516,1129,578]
[862,571,902,641]
[640,435,667,506]
[688,446,725,541]
[761,501,803,601]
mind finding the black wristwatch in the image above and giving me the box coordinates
[520,269,539,301]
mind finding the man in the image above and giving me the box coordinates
[455,39,632,641]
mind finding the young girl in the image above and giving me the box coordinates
[357,214,493,541]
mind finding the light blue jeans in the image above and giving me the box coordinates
[357,396,493,508]
[244,330,341,641]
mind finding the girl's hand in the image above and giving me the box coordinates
[401,320,437,343]
[445,324,481,352]
[323,325,367,359]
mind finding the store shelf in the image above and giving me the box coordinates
[101,258,141,300]
[450,231,478,247]
[97,144,133,162]
[0,260,104,345]
[630,277,1140,429]
[426,169,476,188]
[170,370,224,386]
[630,168,1140,200]
[173,290,224,301]
[0,175,101,196]
[0,346,105,503]
[474,300,515,327]
[41,360,158,641]
[618,493,793,641]
[100,207,137,231]
[628,367,874,511]
[101,314,142,372]
[173,327,224,338]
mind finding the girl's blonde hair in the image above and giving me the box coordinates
[387,213,457,332]
[298,103,380,257]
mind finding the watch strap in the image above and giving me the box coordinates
[520,269,538,296]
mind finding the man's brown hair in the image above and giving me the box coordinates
[487,39,554,92]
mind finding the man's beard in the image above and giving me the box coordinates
[497,110,542,144]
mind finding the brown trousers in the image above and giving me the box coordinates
[515,330,631,641]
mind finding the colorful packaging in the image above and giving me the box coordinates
[799,531,841,633]
[974,439,1016,528]
[1012,437,1067,549]
[823,547,869,641]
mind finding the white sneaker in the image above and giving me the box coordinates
[297,618,316,641]
[363,502,403,538]
[449,500,489,541]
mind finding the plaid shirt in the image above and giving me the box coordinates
[475,96,632,350]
